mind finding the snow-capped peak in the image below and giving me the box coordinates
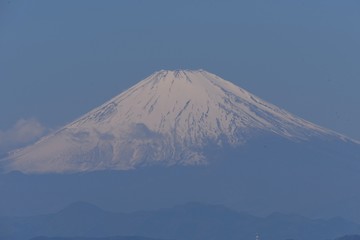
[5,70,353,173]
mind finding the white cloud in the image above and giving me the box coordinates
[0,118,48,153]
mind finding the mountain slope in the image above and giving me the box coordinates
[4,70,356,173]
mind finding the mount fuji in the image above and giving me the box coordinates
[1,69,360,223]
[3,70,359,173]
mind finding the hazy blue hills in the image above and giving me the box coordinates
[1,202,359,240]
[28,235,360,240]
[335,235,360,240]
[30,237,167,240]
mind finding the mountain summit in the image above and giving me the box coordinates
[5,70,356,173]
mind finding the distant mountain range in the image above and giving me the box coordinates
[30,237,166,240]
[30,235,360,240]
[336,235,360,240]
[1,202,359,240]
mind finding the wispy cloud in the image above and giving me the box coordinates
[0,118,48,154]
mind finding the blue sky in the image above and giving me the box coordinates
[1,0,360,151]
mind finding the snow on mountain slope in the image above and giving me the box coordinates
[4,70,356,173]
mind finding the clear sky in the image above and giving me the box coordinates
[1,0,360,152]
